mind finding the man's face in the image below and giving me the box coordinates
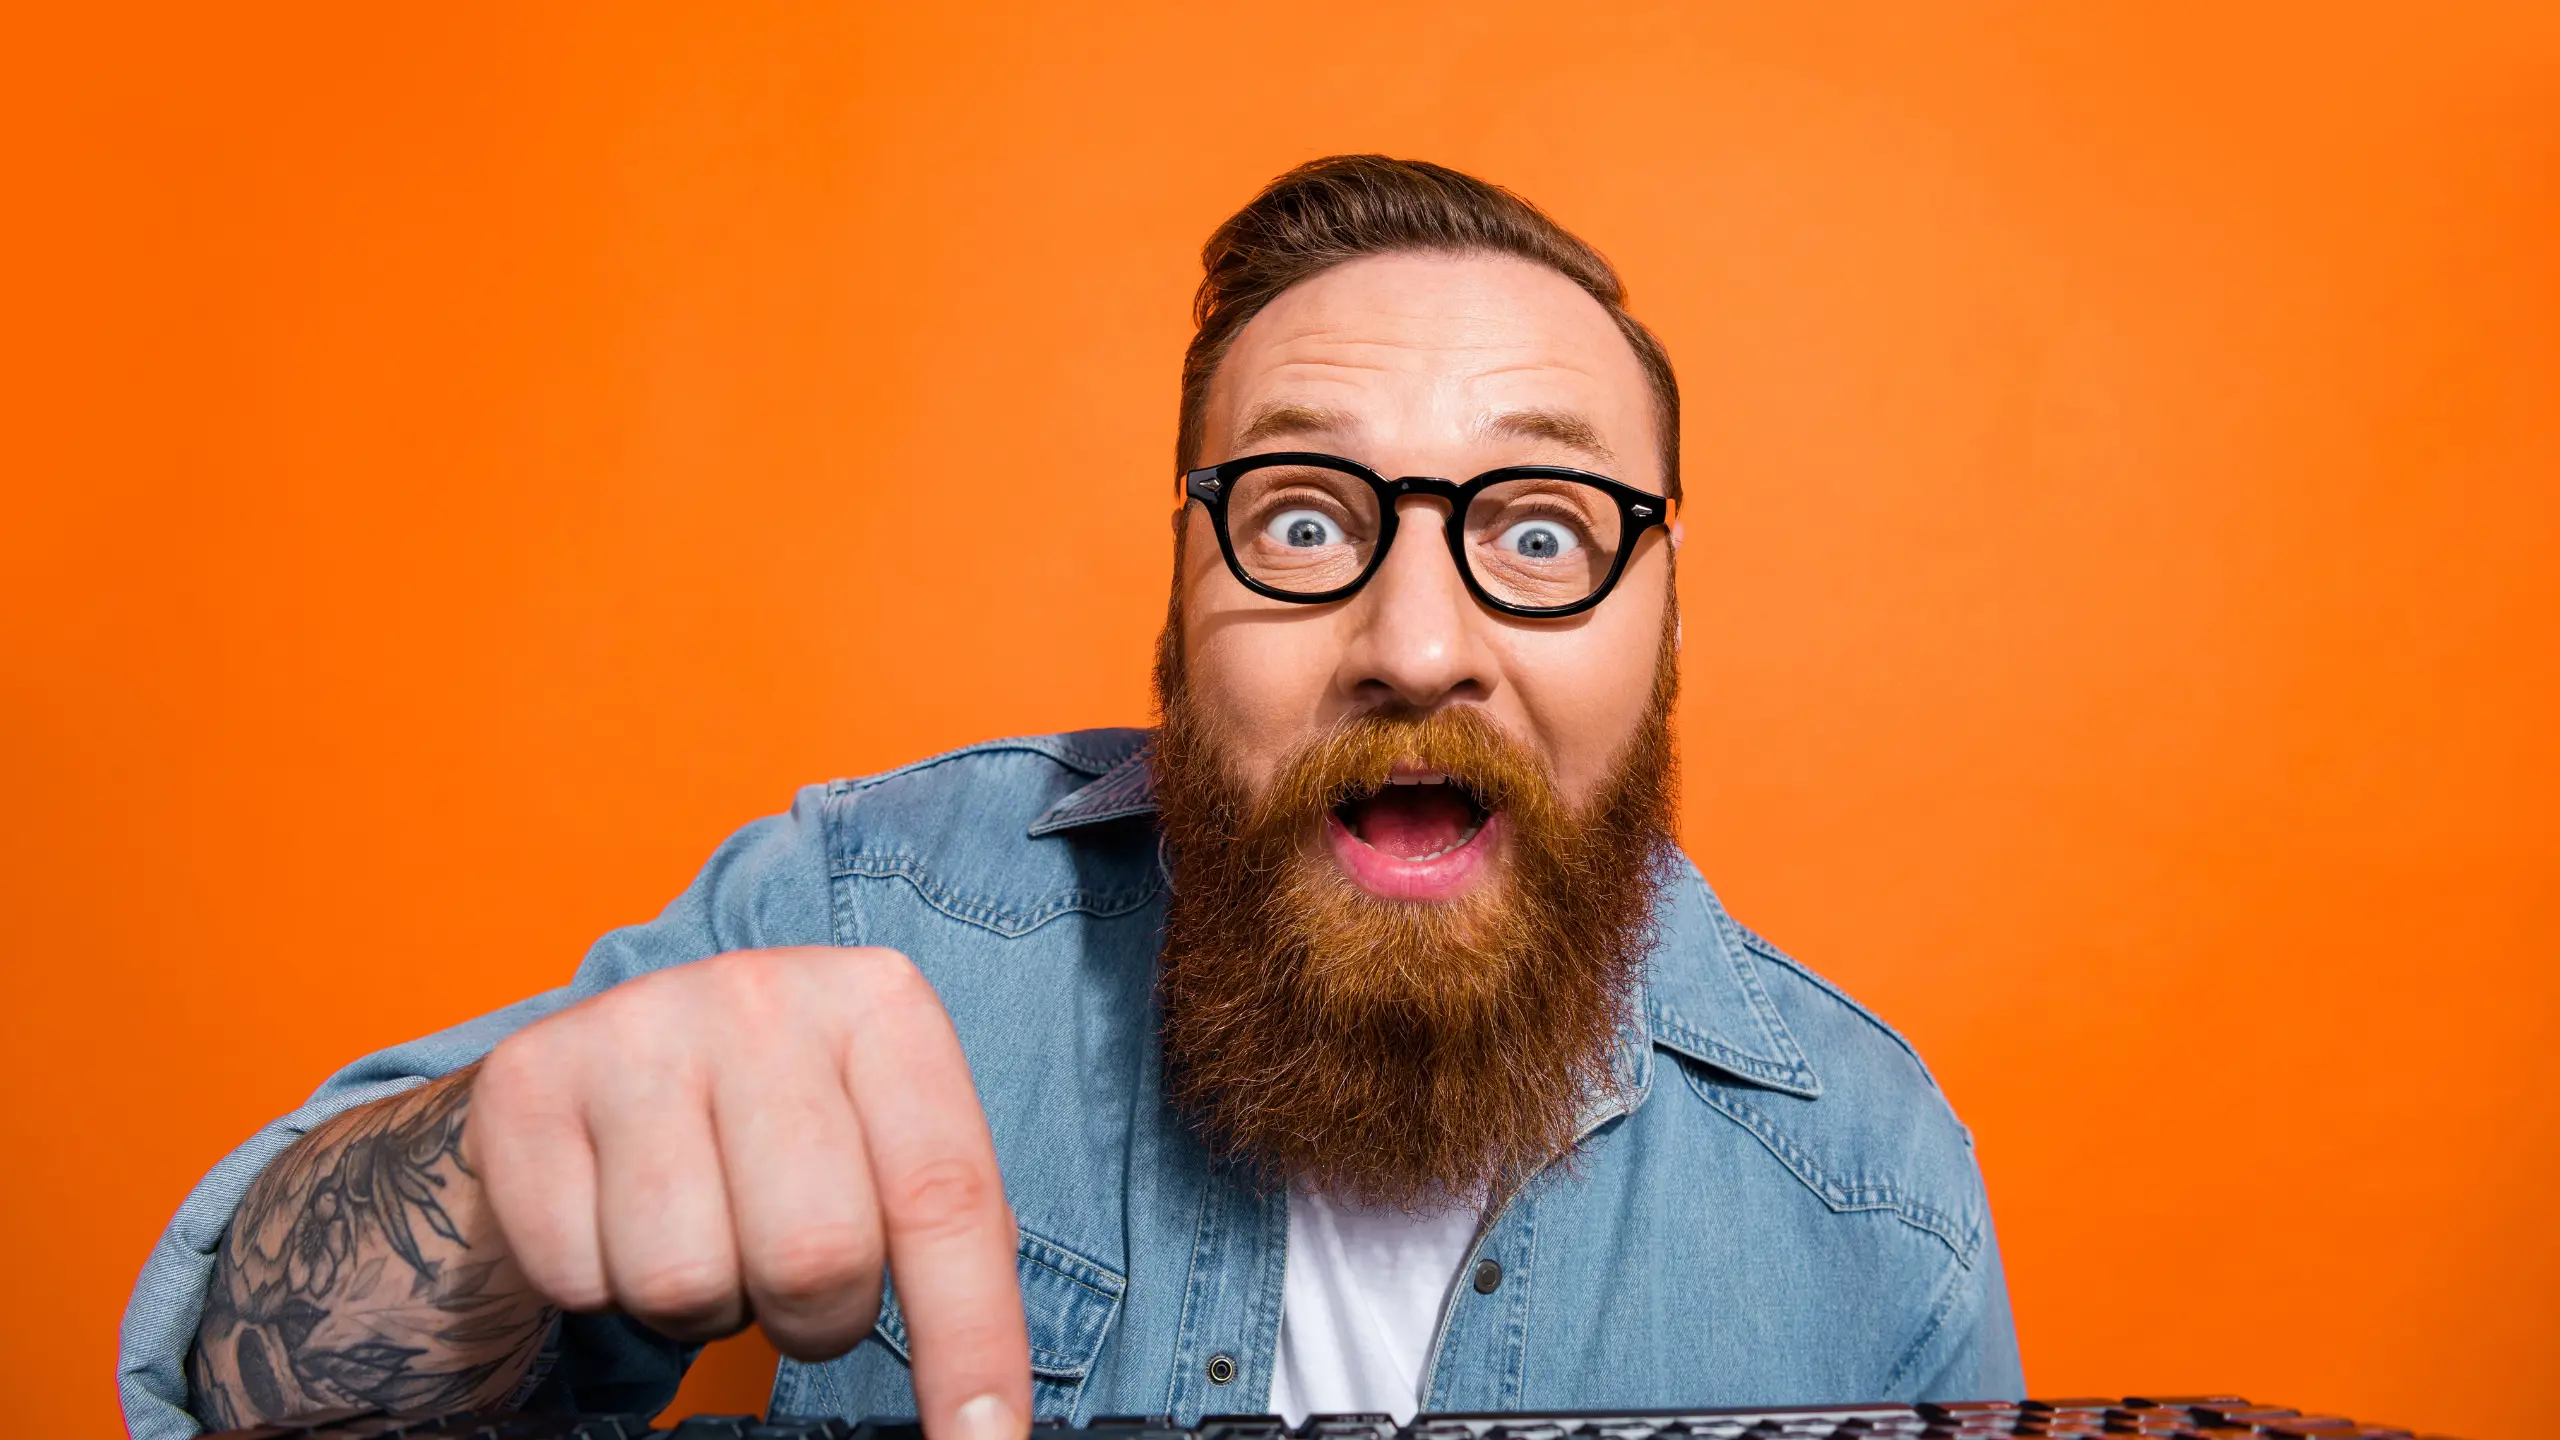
[1151,249,1684,1204]
[1177,250,1678,885]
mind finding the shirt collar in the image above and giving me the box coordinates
[1638,862,1824,1098]
[1028,744,1161,835]
[1034,743,1823,1103]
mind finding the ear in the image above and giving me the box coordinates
[1669,518,1685,552]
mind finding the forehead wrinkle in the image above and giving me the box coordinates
[1469,356,1607,378]
[1339,335,1521,357]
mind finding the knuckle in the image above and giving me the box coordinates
[703,946,783,987]
[845,945,922,988]
[700,955,783,1020]
[476,1029,548,1102]
[619,1258,740,1326]
[698,948,846,1030]
[760,1304,879,1364]
[855,956,943,1023]
[841,944,914,972]
[470,1042,567,1143]
[748,1223,884,1309]
[529,1262,612,1315]
[882,1157,1001,1237]
[583,988,685,1061]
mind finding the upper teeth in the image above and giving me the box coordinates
[1386,771,1448,786]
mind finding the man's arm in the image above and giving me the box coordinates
[186,1064,555,1430]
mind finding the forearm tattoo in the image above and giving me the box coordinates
[186,1065,554,1428]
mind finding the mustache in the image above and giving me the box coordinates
[1252,705,1563,832]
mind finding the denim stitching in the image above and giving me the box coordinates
[1011,1237,1123,1382]
[1646,1006,1821,1095]
[1018,1230,1126,1304]
[874,1229,1126,1379]
[1710,910,1819,1077]
[1686,1075,1979,1261]
[829,787,869,949]
[1641,871,1822,1097]
[823,734,1157,937]
[1029,747,1161,837]
[1499,1188,1539,1409]
[1697,892,1800,1060]
[1729,924,1949,1097]
[1243,1183,1288,1413]
[1160,1170,1225,1416]
[836,855,1159,938]
[1883,1242,1974,1395]
[887,1321,1109,1380]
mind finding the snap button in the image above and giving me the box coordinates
[1472,1258,1503,1294]
[1206,1352,1237,1385]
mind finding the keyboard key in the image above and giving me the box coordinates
[667,1416,763,1440]
[1300,1417,1398,1440]
[750,1421,859,1440]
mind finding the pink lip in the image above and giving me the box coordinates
[1324,808,1503,902]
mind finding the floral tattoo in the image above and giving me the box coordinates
[186,1065,553,1428]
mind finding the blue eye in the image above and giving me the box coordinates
[1496,518,1580,560]
[1264,509,1345,549]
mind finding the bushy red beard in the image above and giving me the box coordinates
[1149,612,1681,1209]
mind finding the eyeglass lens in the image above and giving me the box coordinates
[1225,462,1626,609]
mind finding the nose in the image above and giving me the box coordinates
[1337,497,1496,710]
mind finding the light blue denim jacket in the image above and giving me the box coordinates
[121,728,2024,1438]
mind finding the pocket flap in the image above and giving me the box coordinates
[873,1227,1126,1382]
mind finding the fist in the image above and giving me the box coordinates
[466,946,1029,1440]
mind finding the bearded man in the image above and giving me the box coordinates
[123,156,2023,1440]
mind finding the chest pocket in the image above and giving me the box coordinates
[873,1227,1127,1420]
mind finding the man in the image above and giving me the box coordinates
[122,156,2023,1440]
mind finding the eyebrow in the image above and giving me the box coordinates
[1480,407,1616,466]
[1233,401,1362,451]
[1227,401,1619,467]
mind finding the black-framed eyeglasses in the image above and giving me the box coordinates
[1182,451,1674,619]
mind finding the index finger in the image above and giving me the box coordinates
[837,952,1030,1440]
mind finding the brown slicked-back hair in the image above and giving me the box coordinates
[1177,154,1681,500]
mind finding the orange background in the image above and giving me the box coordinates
[4,5,2555,1438]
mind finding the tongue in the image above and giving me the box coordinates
[1350,786,1477,860]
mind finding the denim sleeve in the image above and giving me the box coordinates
[1912,1213,2027,1402]
[118,787,840,1440]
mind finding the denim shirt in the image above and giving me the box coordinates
[120,729,2024,1439]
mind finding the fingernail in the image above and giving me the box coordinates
[953,1392,1019,1440]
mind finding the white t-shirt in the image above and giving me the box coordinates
[1268,1185,1482,1424]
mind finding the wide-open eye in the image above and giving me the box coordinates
[1226,462,1378,595]
[1464,476,1622,609]
[1495,517,1582,560]
[1264,508,1346,550]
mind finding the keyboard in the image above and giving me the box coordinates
[202,1398,2462,1440]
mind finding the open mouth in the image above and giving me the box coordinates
[1324,768,1500,900]
[1333,771,1489,860]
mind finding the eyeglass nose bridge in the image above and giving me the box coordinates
[1382,474,1464,502]
[1364,476,1471,587]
